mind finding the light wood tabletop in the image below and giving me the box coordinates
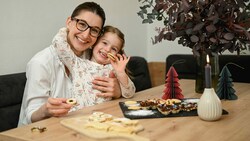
[0,79,250,141]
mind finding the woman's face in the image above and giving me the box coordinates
[92,32,122,65]
[66,11,103,57]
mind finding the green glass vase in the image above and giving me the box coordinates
[195,53,220,93]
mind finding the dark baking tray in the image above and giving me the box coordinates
[119,101,228,119]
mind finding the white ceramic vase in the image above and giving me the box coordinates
[197,88,222,121]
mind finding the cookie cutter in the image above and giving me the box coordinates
[31,126,47,133]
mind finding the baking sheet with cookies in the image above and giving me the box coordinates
[119,99,228,119]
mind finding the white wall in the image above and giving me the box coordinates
[0,0,79,74]
[146,21,192,62]
[0,0,148,75]
[1,0,248,75]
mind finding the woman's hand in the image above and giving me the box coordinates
[93,71,122,99]
[31,98,72,122]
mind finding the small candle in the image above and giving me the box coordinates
[205,55,212,88]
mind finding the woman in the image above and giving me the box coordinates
[18,2,122,126]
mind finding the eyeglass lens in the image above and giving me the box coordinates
[74,18,101,37]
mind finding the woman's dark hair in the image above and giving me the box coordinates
[71,2,106,28]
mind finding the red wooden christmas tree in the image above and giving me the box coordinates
[162,66,184,100]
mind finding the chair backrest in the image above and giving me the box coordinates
[219,55,250,83]
[127,56,152,92]
[166,54,196,79]
[0,72,26,132]
[166,54,250,83]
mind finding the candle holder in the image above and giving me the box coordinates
[197,88,222,121]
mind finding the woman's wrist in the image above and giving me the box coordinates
[31,104,51,123]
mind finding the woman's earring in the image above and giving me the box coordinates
[89,46,93,49]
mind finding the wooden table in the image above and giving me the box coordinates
[1,79,250,141]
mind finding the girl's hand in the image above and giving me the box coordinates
[110,54,130,74]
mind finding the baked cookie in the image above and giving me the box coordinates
[84,112,144,134]
[66,98,77,105]
[128,106,141,110]
[107,53,116,61]
[88,112,113,122]
[125,101,138,107]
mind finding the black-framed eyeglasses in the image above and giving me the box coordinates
[71,18,102,37]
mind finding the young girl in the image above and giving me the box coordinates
[53,25,135,110]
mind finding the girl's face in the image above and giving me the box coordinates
[92,32,122,65]
[66,11,103,57]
